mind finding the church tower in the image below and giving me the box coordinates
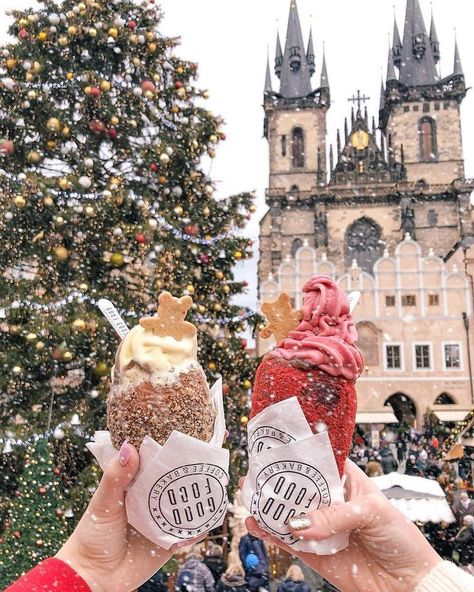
[380,0,467,185]
[260,0,329,281]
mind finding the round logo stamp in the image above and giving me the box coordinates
[251,460,330,545]
[148,463,228,539]
[249,426,296,455]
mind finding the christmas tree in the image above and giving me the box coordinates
[0,0,256,552]
[0,439,68,588]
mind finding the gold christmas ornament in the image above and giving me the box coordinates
[208,361,217,371]
[174,205,183,216]
[214,303,222,312]
[79,283,89,291]
[13,195,26,207]
[85,206,95,217]
[58,178,70,190]
[215,270,224,280]
[110,252,124,266]
[223,285,230,294]
[53,246,69,261]
[177,87,186,98]
[47,140,57,150]
[88,28,97,38]
[186,285,195,295]
[243,379,252,389]
[129,34,138,45]
[62,126,71,137]
[94,362,109,377]
[26,72,35,83]
[38,31,48,42]
[6,58,16,69]
[146,31,155,41]
[35,341,45,351]
[26,333,37,341]
[32,61,43,74]
[100,80,111,92]
[209,135,218,143]
[108,27,118,38]
[43,196,54,207]
[12,366,22,375]
[202,90,210,99]
[110,116,119,126]
[66,72,74,80]
[68,26,78,36]
[148,43,157,53]
[47,117,61,132]
[241,416,249,425]
[234,251,243,260]
[63,351,73,362]
[59,36,68,46]
[72,319,86,331]
[27,151,42,164]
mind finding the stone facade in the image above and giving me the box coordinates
[259,237,474,426]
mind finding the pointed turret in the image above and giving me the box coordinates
[379,76,386,110]
[398,0,438,86]
[387,46,397,82]
[430,12,440,63]
[279,0,312,98]
[320,46,329,89]
[454,38,463,76]
[392,17,402,68]
[275,31,283,79]
[264,50,273,93]
[306,26,315,75]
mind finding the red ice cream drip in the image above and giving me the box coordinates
[251,275,365,476]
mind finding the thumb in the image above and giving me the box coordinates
[88,441,140,518]
[289,493,387,540]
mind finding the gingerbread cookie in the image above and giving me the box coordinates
[140,291,196,341]
[260,292,303,343]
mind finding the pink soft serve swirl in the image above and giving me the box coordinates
[272,275,365,380]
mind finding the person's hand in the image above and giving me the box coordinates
[56,441,202,592]
[245,459,442,592]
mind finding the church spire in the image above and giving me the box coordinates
[264,49,273,93]
[430,11,440,63]
[454,37,463,76]
[398,0,438,86]
[278,0,312,98]
[392,16,402,68]
[307,26,315,75]
[380,76,386,110]
[320,45,329,89]
[387,46,397,82]
[275,31,283,79]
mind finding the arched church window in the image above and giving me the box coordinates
[345,217,384,273]
[291,238,303,257]
[419,117,437,162]
[281,135,287,156]
[291,127,305,168]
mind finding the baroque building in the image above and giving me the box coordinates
[258,0,474,427]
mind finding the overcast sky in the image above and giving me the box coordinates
[2,0,474,314]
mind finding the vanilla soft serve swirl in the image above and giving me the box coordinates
[118,324,198,375]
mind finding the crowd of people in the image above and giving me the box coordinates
[350,426,474,575]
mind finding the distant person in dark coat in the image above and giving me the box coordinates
[380,446,399,474]
[276,565,311,592]
[215,566,250,592]
[454,515,474,569]
[203,544,226,583]
[138,568,168,592]
[239,533,269,592]
[452,492,474,524]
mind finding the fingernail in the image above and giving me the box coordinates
[289,516,312,531]
[119,440,132,466]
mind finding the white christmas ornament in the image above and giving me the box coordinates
[49,14,60,25]
[84,158,94,168]
[79,176,92,189]
[172,186,183,197]
[113,227,123,236]
[165,147,174,155]
[148,219,158,228]
[54,427,65,440]
[90,389,99,399]
[2,78,15,91]
[160,153,170,164]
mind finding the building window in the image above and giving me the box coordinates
[281,135,287,156]
[403,106,410,112]
[428,294,439,306]
[357,322,379,366]
[345,217,383,273]
[415,344,431,369]
[386,345,402,369]
[427,209,438,226]
[419,117,438,162]
[435,102,441,111]
[401,294,416,306]
[291,127,305,168]
[443,101,450,110]
[423,103,430,113]
[291,238,303,257]
[413,105,419,112]
[444,343,461,369]
[385,295,396,307]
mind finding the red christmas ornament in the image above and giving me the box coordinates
[222,383,229,395]
[56,508,63,517]
[51,347,63,361]
[0,139,14,154]
[108,128,118,140]
[175,81,184,89]
[88,120,106,133]
[150,163,158,172]
[220,133,226,141]
[243,281,248,287]
[15,490,20,497]
[0,537,4,544]
[240,339,248,349]
[128,20,137,29]
[39,486,47,495]
[54,468,61,475]
[90,86,101,98]
[14,531,21,538]
[135,233,146,244]
[184,223,199,236]
[141,80,155,93]
[198,254,210,264]
[18,29,29,40]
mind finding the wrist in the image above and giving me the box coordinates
[409,551,443,591]
[55,545,102,592]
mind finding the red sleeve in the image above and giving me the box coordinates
[4,557,91,592]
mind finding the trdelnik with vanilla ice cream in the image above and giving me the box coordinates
[107,291,217,450]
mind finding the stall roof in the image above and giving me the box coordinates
[430,406,472,422]
[356,410,398,424]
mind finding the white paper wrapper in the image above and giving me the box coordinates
[242,398,348,555]
[87,379,229,549]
